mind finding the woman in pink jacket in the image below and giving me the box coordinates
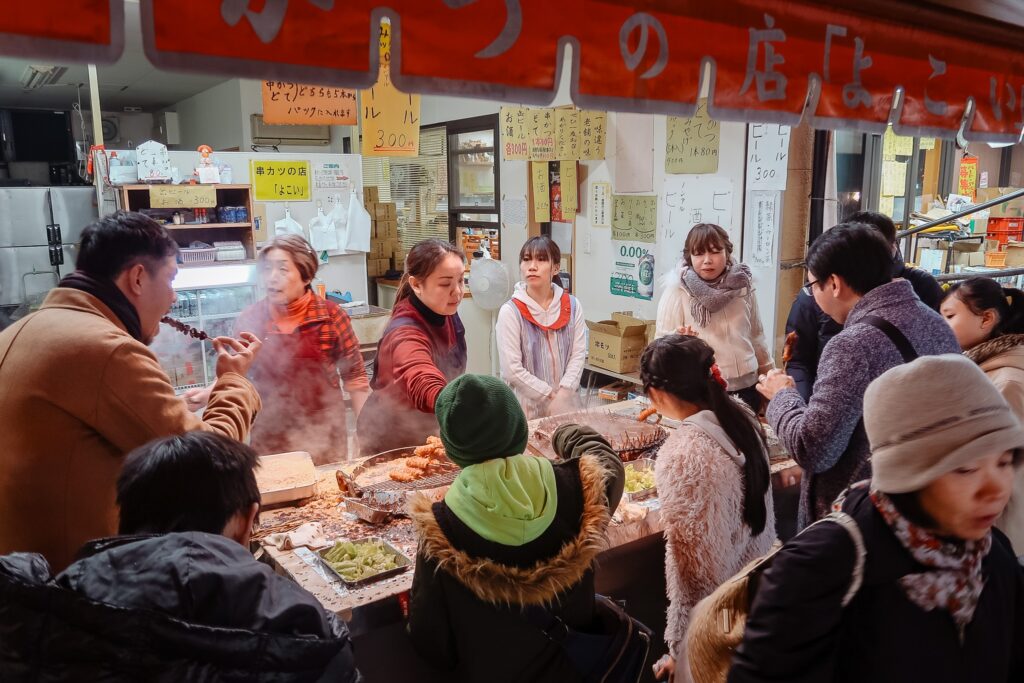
[641,334,776,682]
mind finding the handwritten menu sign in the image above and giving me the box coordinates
[149,185,217,209]
[746,124,790,191]
[958,156,979,200]
[560,161,578,220]
[579,110,607,160]
[362,21,420,157]
[251,160,311,201]
[500,106,529,160]
[528,109,556,161]
[750,191,779,267]
[590,181,611,227]
[555,108,582,161]
[612,195,657,243]
[882,160,908,196]
[531,161,551,222]
[665,99,720,174]
[262,81,357,125]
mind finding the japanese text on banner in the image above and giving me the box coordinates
[746,123,790,191]
[531,161,550,222]
[590,182,611,228]
[500,106,529,160]
[612,195,657,243]
[262,81,357,125]
[528,109,556,161]
[251,160,311,201]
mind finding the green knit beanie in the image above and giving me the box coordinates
[435,374,529,468]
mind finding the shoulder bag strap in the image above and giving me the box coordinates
[859,315,918,363]
[805,511,867,607]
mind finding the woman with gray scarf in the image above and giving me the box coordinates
[656,224,773,411]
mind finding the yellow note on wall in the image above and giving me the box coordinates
[250,160,311,201]
[579,111,608,160]
[560,161,578,220]
[531,161,550,222]
[361,21,420,157]
[500,106,529,160]
[528,109,556,161]
[665,99,720,174]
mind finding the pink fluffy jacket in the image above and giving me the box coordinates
[655,410,776,674]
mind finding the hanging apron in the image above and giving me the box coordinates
[356,315,466,456]
[248,326,349,466]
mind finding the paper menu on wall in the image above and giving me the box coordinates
[665,99,720,174]
[361,22,420,157]
[555,109,581,161]
[749,191,779,267]
[746,124,790,191]
[501,195,527,228]
[560,161,578,220]
[659,175,734,267]
[262,81,357,126]
[500,106,529,160]
[612,195,657,243]
[531,161,551,222]
[882,161,907,196]
[615,113,654,193]
[590,181,611,228]
[579,111,607,160]
[879,195,896,217]
[528,109,556,161]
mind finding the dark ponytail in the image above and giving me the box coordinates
[944,277,1024,337]
[395,238,464,306]
[640,334,770,535]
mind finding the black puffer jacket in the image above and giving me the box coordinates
[729,486,1024,683]
[0,532,361,682]
[407,425,625,683]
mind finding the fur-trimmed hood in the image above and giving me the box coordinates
[965,333,1024,371]
[409,454,613,606]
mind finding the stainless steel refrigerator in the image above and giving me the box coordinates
[0,187,97,327]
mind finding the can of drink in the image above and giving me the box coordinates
[638,253,655,299]
[315,283,327,299]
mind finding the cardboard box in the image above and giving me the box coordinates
[366,257,391,277]
[378,220,398,240]
[1005,243,1024,267]
[976,187,1024,218]
[363,186,379,203]
[368,241,387,259]
[597,381,633,402]
[915,246,947,275]
[382,238,400,257]
[949,241,986,268]
[586,314,649,373]
[373,202,396,220]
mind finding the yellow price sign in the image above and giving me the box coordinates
[149,184,216,209]
[250,160,311,201]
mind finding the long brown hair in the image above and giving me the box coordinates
[395,238,464,305]
[258,234,318,290]
[683,223,733,265]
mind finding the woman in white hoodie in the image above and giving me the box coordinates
[642,334,776,683]
[496,236,587,419]
[657,223,773,411]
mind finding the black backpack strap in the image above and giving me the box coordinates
[859,315,918,363]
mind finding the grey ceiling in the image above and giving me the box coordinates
[0,1,227,112]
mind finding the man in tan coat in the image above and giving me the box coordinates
[0,211,262,571]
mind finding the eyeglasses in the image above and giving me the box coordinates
[803,278,820,291]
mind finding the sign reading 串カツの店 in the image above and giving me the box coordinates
[251,160,312,201]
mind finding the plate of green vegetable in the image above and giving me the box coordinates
[316,538,412,587]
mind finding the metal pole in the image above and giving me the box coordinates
[87,65,105,214]
[936,267,1024,282]
[896,187,1024,238]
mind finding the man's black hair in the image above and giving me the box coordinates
[116,432,260,535]
[806,222,893,296]
[76,210,179,279]
[845,210,897,245]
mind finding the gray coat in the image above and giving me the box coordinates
[767,280,960,527]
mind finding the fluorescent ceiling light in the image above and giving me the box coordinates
[20,65,67,90]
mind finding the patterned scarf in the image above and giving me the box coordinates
[870,489,991,639]
[679,262,752,328]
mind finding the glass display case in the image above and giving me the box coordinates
[151,264,259,391]
[447,115,501,262]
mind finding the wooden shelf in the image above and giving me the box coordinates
[119,183,252,191]
[166,222,252,229]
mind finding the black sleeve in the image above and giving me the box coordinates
[783,292,821,403]
[904,268,945,311]
[407,554,457,671]
[551,423,625,511]
[728,521,859,683]
[321,613,364,683]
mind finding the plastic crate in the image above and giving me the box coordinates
[180,247,217,264]
[986,217,1024,234]
[986,251,1008,268]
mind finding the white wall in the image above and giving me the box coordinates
[172,80,245,151]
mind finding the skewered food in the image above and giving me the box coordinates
[637,407,660,423]
[782,331,798,367]
[388,466,421,483]
[405,456,432,470]
[414,436,446,460]
[161,316,209,341]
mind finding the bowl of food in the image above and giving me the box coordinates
[316,537,412,587]
[623,458,657,502]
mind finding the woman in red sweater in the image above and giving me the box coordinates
[187,235,369,464]
[357,238,467,455]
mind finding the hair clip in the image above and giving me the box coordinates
[709,363,728,390]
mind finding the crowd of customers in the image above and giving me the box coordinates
[1,210,1024,682]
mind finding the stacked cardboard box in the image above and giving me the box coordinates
[363,189,402,277]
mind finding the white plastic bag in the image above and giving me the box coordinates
[344,197,372,253]
[309,207,339,252]
[274,209,304,237]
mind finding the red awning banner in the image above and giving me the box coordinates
[2,1,1022,142]
[0,1,123,64]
